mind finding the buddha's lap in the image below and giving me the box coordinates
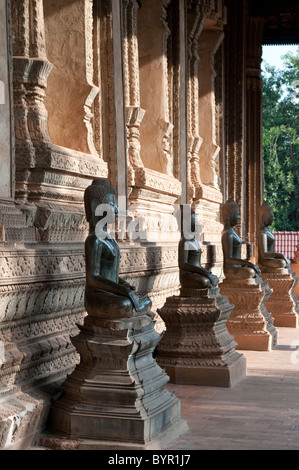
[180,271,211,288]
[224,266,256,279]
[85,288,134,316]
[85,287,152,317]
[260,258,286,269]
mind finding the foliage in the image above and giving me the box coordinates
[262,46,299,231]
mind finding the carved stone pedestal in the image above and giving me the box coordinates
[220,277,278,351]
[156,287,247,388]
[50,314,187,449]
[261,268,299,328]
[291,245,299,300]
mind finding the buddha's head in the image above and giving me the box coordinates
[258,203,274,229]
[221,199,240,228]
[84,178,119,230]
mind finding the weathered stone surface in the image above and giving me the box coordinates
[0,388,52,450]
[50,314,187,446]
[220,277,278,351]
[156,287,246,387]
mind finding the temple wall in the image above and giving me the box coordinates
[0,0,263,449]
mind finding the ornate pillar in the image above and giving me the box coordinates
[122,0,182,245]
[246,16,265,261]
[122,0,145,188]
[223,0,247,239]
[186,0,227,278]
[12,0,36,197]
[178,0,188,204]
[137,0,176,176]
[186,1,205,202]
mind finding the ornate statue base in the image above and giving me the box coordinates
[293,245,299,300]
[220,276,278,351]
[156,287,247,388]
[50,313,187,449]
[260,267,299,328]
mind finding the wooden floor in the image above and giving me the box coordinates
[166,327,299,450]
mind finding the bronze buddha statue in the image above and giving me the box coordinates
[258,203,290,272]
[84,178,152,318]
[221,200,261,279]
[179,208,218,289]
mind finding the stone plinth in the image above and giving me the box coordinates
[220,277,278,351]
[50,313,187,449]
[292,245,299,300]
[261,268,298,328]
[156,287,247,388]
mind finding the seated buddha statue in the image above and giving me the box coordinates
[221,199,261,279]
[258,203,290,272]
[179,208,218,289]
[84,178,152,319]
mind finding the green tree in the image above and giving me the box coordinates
[262,47,299,231]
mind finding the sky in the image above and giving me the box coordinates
[262,45,298,70]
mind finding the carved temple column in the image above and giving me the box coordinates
[137,0,175,177]
[186,0,226,278]
[245,16,265,261]
[12,0,38,199]
[122,0,145,189]
[121,0,182,247]
[186,1,205,202]
[223,0,247,238]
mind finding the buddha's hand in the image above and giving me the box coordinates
[209,274,219,286]
[255,266,261,276]
[248,261,261,276]
[119,278,136,291]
